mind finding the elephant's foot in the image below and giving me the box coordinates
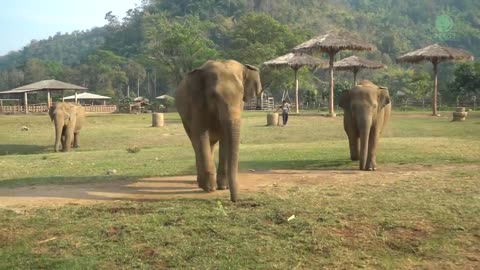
[364,160,377,171]
[216,174,229,190]
[197,173,217,192]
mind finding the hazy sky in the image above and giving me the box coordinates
[0,0,141,56]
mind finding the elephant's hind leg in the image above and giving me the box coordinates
[348,133,360,161]
[73,132,80,148]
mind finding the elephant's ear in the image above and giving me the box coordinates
[378,88,391,108]
[245,64,259,72]
[339,90,350,109]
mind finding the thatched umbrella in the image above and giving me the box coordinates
[334,56,385,87]
[263,53,326,113]
[397,44,474,116]
[292,31,375,116]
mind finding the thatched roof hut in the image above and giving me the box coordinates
[396,44,473,64]
[334,56,386,86]
[292,31,376,55]
[292,31,375,116]
[263,53,326,70]
[263,53,326,113]
[397,44,474,116]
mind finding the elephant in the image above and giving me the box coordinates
[175,60,262,202]
[339,80,391,171]
[48,102,86,152]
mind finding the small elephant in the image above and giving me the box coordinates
[176,60,262,202]
[339,80,391,171]
[48,102,86,152]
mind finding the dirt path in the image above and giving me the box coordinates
[0,165,473,209]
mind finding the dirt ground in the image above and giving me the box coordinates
[2,164,472,210]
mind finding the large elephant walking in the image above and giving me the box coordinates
[176,60,262,202]
[339,80,391,171]
[48,102,86,152]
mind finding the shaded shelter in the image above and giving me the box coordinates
[263,53,326,113]
[334,56,385,87]
[63,92,111,105]
[397,44,474,116]
[0,79,87,113]
[292,31,375,116]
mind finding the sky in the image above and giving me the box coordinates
[0,0,141,56]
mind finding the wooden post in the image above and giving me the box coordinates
[328,51,336,117]
[47,90,51,107]
[432,60,439,116]
[294,68,299,113]
[152,113,164,127]
[75,91,78,104]
[353,68,359,87]
[24,92,28,114]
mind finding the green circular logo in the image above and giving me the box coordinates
[436,15,454,32]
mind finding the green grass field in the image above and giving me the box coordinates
[1,111,479,269]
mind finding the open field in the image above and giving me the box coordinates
[1,111,479,269]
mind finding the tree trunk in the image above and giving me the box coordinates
[137,78,140,97]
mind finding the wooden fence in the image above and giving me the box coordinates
[0,104,117,114]
[83,105,117,113]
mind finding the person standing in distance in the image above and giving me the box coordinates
[276,100,290,126]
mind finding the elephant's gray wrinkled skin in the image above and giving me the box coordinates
[339,80,391,171]
[48,102,86,152]
[175,60,262,202]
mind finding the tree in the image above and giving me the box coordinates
[144,14,219,86]
[226,12,300,65]
[87,50,128,97]
[23,58,47,83]
[448,61,480,102]
[124,60,146,97]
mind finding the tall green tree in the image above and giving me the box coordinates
[124,60,147,97]
[87,50,128,97]
[226,12,300,65]
[144,14,219,86]
[23,58,48,83]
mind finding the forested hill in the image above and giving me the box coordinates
[1,0,479,103]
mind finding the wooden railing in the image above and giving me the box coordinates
[83,105,117,113]
[0,104,118,114]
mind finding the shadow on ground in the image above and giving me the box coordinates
[0,144,50,155]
